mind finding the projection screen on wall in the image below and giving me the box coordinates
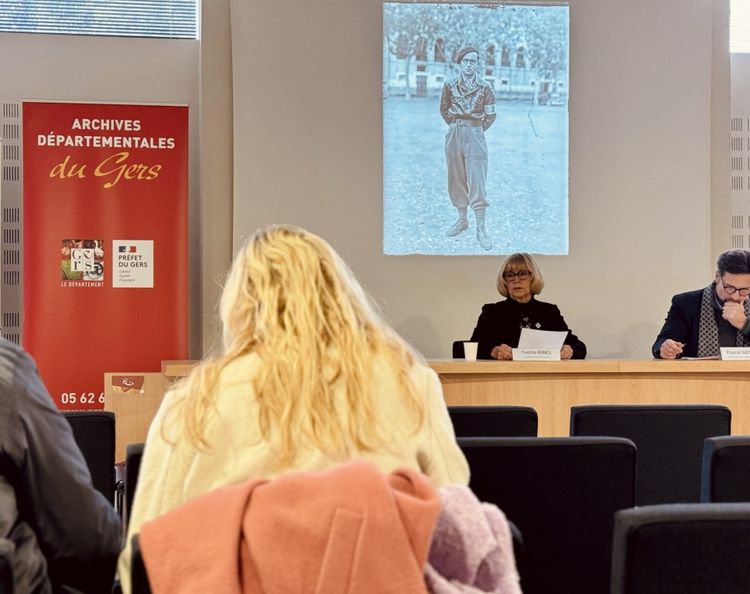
[383,2,569,256]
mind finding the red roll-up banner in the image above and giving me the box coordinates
[22,102,189,410]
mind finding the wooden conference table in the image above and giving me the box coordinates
[104,358,750,462]
[432,358,750,436]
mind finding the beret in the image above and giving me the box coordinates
[456,47,480,63]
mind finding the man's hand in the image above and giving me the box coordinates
[491,344,514,360]
[722,301,747,330]
[560,345,574,360]
[659,339,685,359]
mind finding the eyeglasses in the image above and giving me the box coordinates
[461,58,478,65]
[503,270,531,281]
[720,277,750,296]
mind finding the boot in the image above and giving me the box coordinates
[446,207,469,237]
[475,208,493,250]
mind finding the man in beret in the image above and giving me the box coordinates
[440,46,497,251]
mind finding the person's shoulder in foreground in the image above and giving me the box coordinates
[0,337,121,594]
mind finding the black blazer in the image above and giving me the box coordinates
[652,289,704,358]
[652,286,750,358]
[469,297,587,360]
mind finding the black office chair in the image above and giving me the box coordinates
[63,411,116,504]
[570,404,731,505]
[459,436,636,594]
[701,435,750,502]
[124,443,145,531]
[131,534,152,594]
[611,503,750,594]
[449,405,538,437]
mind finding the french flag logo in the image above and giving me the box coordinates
[119,246,137,253]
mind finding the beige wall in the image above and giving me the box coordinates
[0,31,204,354]
[229,0,729,359]
[199,0,234,355]
[0,0,733,360]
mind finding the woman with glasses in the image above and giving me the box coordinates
[652,249,750,359]
[469,252,587,360]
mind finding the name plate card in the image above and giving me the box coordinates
[512,348,561,361]
[720,347,750,360]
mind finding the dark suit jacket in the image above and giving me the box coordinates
[652,287,750,358]
[652,289,704,358]
[0,338,121,593]
[469,297,587,360]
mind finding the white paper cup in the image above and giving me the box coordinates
[463,341,478,361]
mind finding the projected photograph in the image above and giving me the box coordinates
[383,3,569,255]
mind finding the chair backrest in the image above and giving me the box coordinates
[701,435,750,502]
[570,404,731,505]
[130,534,152,594]
[449,406,538,437]
[611,503,750,594]
[458,436,636,594]
[63,411,116,504]
[452,340,466,359]
[124,443,145,531]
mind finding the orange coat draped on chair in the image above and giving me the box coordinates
[139,460,441,594]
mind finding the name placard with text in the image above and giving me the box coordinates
[512,348,561,361]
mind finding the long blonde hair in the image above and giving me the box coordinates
[172,225,425,466]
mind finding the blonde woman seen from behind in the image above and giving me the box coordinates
[117,225,469,593]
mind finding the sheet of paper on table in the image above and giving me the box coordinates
[518,328,567,351]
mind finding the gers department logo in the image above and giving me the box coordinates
[61,239,104,286]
